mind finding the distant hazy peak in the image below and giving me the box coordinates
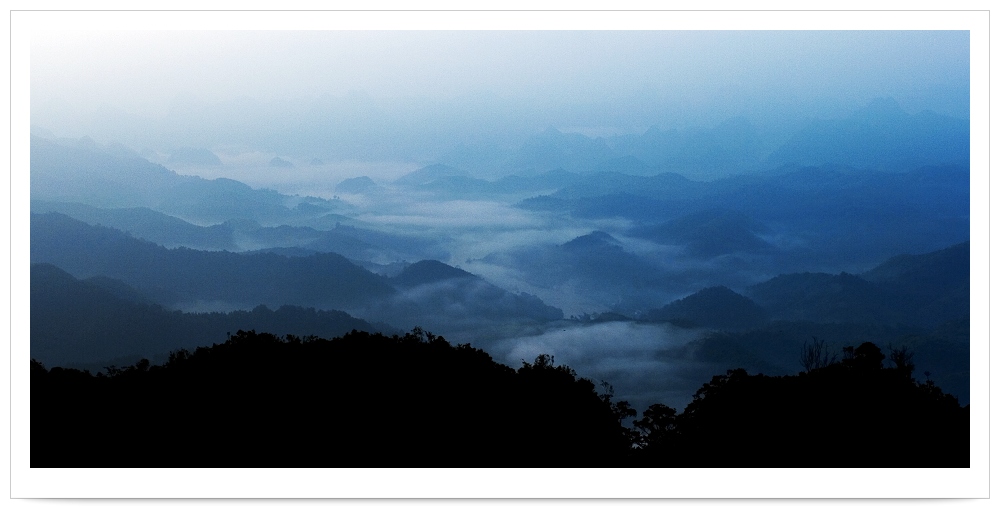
[854,96,907,120]
[394,164,470,186]
[30,125,57,139]
[269,156,295,168]
[862,241,970,283]
[562,231,621,249]
[392,259,478,288]
[335,176,380,194]
[167,147,223,166]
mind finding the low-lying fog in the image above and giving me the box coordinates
[490,321,715,412]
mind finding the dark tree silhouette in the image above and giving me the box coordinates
[31,329,632,467]
[799,336,837,372]
[632,403,678,456]
[31,334,967,468]
[630,342,968,467]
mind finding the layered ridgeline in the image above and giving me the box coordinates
[38,95,964,180]
[32,210,969,406]
[30,263,379,368]
[512,164,968,271]
[30,133,970,407]
[30,198,447,261]
[429,97,969,177]
[641,240,971,331]
[29,136,351,227]
[32,330,968,468]
[641,241,970,404]
[28,96,970,452]
[33,128,969,310]
[31,212,397,311]
[30,213,562,368]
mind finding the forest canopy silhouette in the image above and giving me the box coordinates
[31,329,968,468]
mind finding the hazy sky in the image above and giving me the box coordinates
[32,30,969,136]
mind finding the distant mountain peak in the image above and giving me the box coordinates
[394,164,469,187]
[863,96,904,111]
[335,176,380,194]
[852,97,909,123]
[269,157,295,168]
[562,231,622,250]
[646,285,767,329]
[167,147,223,166]
[767,96,968,170]
[392,259,478,288]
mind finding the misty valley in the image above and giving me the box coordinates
[29,97,970,467]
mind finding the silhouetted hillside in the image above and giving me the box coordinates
[864,241,970,283]
[646,286,768,330]
[371,260,563,331]
[747,241,970,328]
[31,263,377,367]
[31,199,447,262]
[634,209,772,257]
[31,199,238,251]
[303,223,448,263]
[82,274,155,305]
[31,212,396,311]
[31,200,447,261]
[862,241,970,327]
[561,231,622,251]
[747,272,892,324]
[31,214,564,337]
[480,230,675,311]
[391,259,478,288]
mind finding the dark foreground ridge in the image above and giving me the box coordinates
[31,330,969,467]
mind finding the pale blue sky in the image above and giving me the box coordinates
[29,30,970,167]
[32,30,969,119]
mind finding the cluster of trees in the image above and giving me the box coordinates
[629,339,969,467]
[31,329,628,467]
[31,330,968,467]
